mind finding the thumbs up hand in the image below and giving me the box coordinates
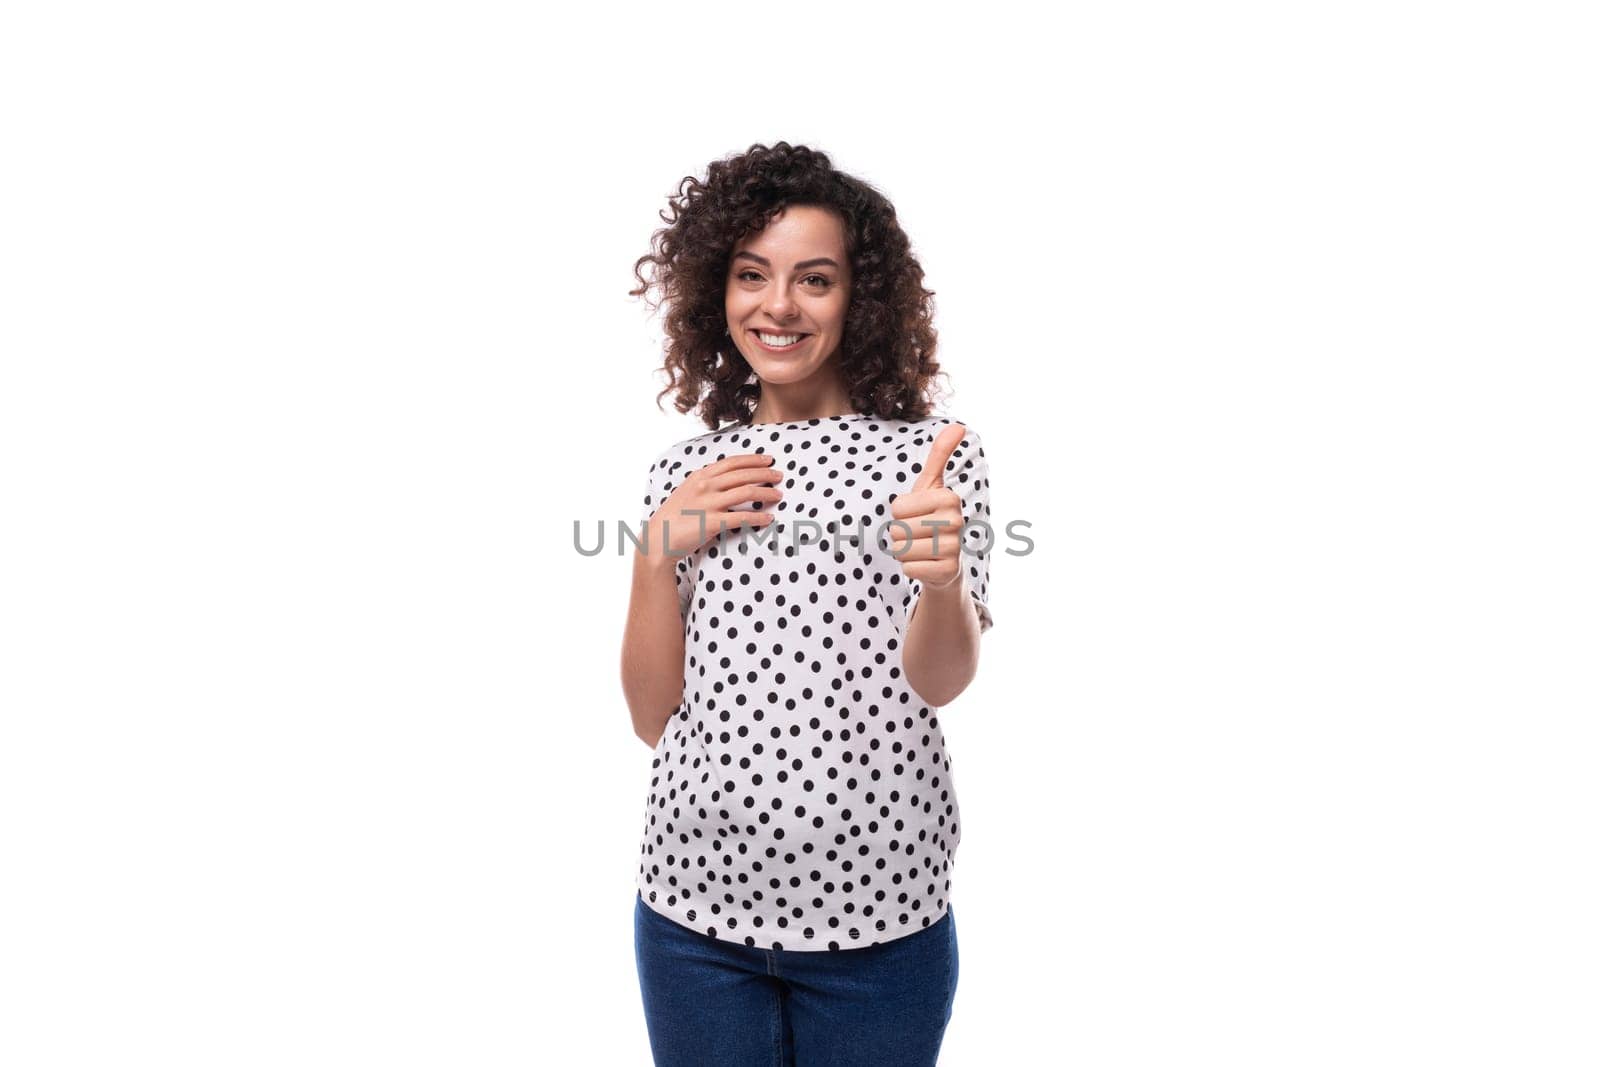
[887,423,971,591]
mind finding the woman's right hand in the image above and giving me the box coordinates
[642,453,784,561]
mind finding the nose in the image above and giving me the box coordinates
[762,284,797,322]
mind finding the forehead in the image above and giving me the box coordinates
[731,205,847,259]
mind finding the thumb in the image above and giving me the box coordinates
[913,423,968,491]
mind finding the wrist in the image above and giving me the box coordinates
[633,538,681,579]
[916,570,967,603]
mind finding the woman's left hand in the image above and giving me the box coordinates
[887,423,969,591]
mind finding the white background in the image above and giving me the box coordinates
[3,2,1596,1064]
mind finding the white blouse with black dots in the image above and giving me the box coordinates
[634,413,994,951]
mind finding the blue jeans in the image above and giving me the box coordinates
[633,892,959,1066]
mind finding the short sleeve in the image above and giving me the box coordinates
[904,426,995,634]
[641,450,670,527]
[640,448,695,626]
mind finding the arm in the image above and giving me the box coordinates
[619,545,686,748]
[902,571,982,706]
[892,424,994,707]
[619,448,783,748]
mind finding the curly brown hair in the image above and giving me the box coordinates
[630,142,951,430]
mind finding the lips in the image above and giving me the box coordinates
[749,329,812,352]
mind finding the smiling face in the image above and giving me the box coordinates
[725,204,853,401]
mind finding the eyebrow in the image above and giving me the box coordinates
[732,252,841,271]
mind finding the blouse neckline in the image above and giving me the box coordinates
[738,413,875,428]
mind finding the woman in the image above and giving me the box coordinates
[621,142,994,1067]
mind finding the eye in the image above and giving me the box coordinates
[736,269,763,282]
[802,274,832,288]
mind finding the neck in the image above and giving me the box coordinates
[748,384,857,426]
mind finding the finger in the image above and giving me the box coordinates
[707,510,779,531]
[709,465,787,492]
[700,452,779,478]
[902,559,961,586]
[888,519,963,554]
[912,424,968,491]
[885,536,952,562]
[712,483,784,510]
[887,515,963,546]
[889,485,960,521]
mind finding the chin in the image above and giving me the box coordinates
[752,362,825,386]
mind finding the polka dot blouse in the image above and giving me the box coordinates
[633,413,994,951]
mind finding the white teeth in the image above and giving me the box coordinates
[756,331,805,347]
